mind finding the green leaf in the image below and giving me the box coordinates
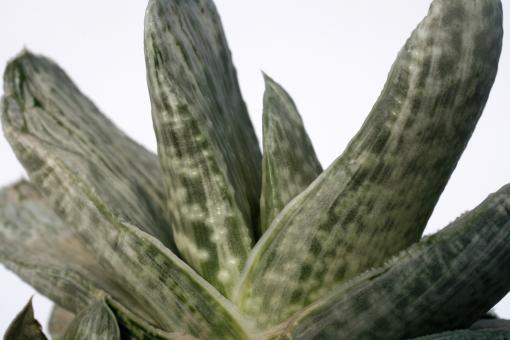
[63,301,120,340]
[270,183,510,339]
[48,306,74,340]
[144,0,262,295]
[235,0,503,326]
[0,180,108,313]
[2,55,253,339]
[259,75,322,232]
[4,299,47,340]
[2,50,174,251]
[410,329,510,340]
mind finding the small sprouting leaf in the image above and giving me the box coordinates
[4,299,47,340]
[235,0,503,326]
[273,183,510,339]
[1,55,252,339]
[144,0,262,295]
[259,75,322,232]
[48,305,74,340]
[63,301,120,340]
[2,50,174,250]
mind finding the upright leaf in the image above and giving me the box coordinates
[235,0,503,326]
[144,0,262,294]
[4,299,47,340]
[2,54,253,339]
[271,184,510,339]
[260,75,322,232]
[48,306,74,340]
[63,301,120,340]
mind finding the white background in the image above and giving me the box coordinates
[0,0,509,335]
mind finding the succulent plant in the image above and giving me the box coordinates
[1,0,509,339]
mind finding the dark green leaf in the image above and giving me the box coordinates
[4,299,47,340]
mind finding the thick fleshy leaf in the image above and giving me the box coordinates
[259,75,322,232]
[2,55,253,339]
[0,179,167,339]
[144,0,262,294]
[411,329,510,339]
[5,299,47,340]
[268,183,510,339]
[1,49,174,250]
[63,301,120,340]
[235,0,503,325]
[48,306,74,340]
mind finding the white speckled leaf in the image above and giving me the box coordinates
[0,180,179,339]
[1,50,174,250]
[272,184,510,339]
[259,75,322,232]
[48,305,74,340]
[2,54,253,339]
[144,0,261,295]
[63,301,120,340]
[5,299,47,340]
[235,0,503,326]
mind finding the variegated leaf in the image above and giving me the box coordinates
[144,0,262,295]
[48,305,74,340]
[0,179,170,339]
[1,49,174,250]
[63,301,120,340]
[235,0,503,326]
[4,299,47,340]
[2,54,253,339]
[259,75,322,232]
[269,183,510,339]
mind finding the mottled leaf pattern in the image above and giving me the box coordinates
[273,184,510,339]
[63,301,120,340]
[235,0,503,326]
[2,54,252,339]
[259,75,322,232]
[48,306,74,340]
[1,50,174,250]
[0,179,174,339]
[4,299,47,340]
[144,0,261,295]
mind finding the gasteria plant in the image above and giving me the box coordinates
[0,0,508,339]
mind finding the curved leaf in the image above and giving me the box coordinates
[271,183,510,339]
[235,0,503,325]
[2,54,253,339]
[63,301,120,340]
[260,75,322,232]
[2,49,174,250]
[144,0,261,295]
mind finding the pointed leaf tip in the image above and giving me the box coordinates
[259,75,322,232]
[5,298,47,340]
